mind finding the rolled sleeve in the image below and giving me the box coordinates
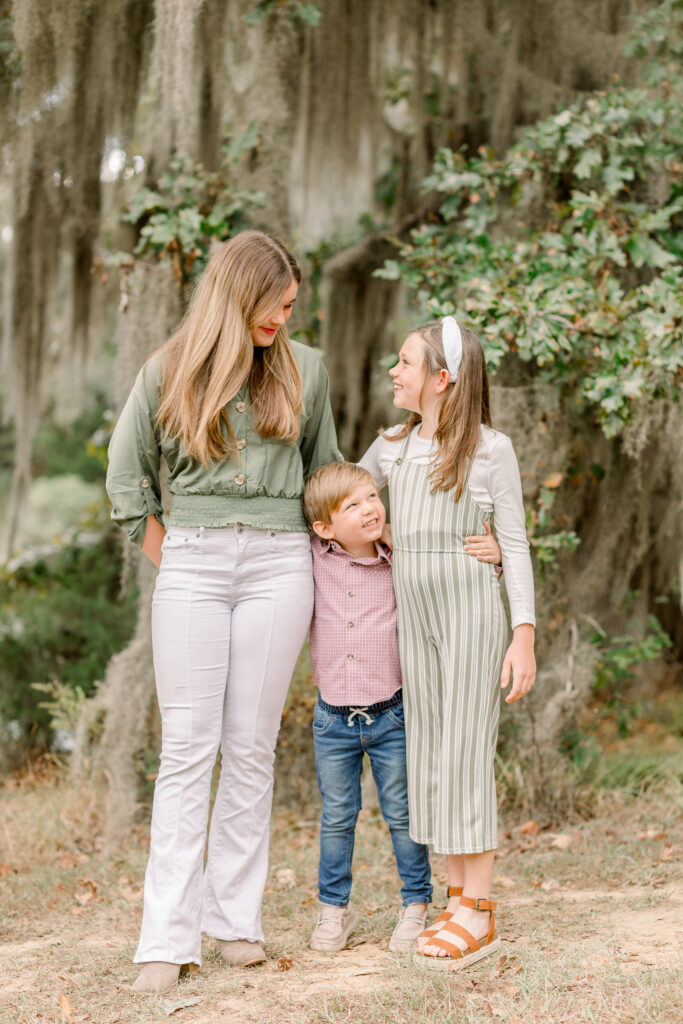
[299,360,342,477]
[106,369,163,546]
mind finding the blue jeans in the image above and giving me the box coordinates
[313,697,432,907]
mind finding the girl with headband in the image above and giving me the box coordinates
[359,317,536,970]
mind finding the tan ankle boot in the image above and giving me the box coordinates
[131,961,181,993]
[215,939,266,967]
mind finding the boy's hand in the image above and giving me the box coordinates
[501,624,536,703]
[464,521,501,564]
[380,523,393,549]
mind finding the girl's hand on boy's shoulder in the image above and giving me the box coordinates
[464,521,501,564]
[381,523,393,549]
[501,624,536,703]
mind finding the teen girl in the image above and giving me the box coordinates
[360,316,536,970]
[106,231,340,993]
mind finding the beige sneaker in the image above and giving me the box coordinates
[389,904,429,953]
[309,903,359,952]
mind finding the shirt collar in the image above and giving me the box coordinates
[319,537,392,565]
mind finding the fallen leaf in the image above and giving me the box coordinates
[162,997,201,1015]
[519,820,538,835]
[501,983,521,996]
[637,828,668,840]
[275,868,296,888]
[540,878,560,890]
[277,955,294,971]
[550,834,572,850]
[58,993,74,1023]
[493,874,515,889]
[0,863,15,877]
[659,845,677,862]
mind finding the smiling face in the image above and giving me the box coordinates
[390,332,428,413]
[314,480,386,558]
[250,278,299,347]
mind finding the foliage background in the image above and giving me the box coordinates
[0,0,680,829]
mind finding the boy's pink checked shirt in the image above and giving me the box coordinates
[309,535,402,706]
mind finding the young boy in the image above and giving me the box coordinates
[302,461,433,954]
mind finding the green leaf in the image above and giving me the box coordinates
[574,147,602,179]
[627,233,676,268]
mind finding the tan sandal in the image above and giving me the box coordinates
[415,886,462,949]
[414,896,500,971]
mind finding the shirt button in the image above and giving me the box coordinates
[141,478,150,488]
[234,474,246,485]
[349,561,356,567]
[235,401,246,413]
[236,439,246,450]
[348,622,354,628]
[347,654,354,660]
[348,591,354,597]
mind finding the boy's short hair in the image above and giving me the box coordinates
[303,462,376,526]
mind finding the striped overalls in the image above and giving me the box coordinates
[389,436,508,854]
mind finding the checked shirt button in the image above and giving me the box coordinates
[235,401,246,413]
[234,474,246,485]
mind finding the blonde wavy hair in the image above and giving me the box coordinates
[384,320,492,500]
[156,231,303,465]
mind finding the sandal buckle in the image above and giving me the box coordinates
[473,898,488,911]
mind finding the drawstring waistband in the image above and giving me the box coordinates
[316,689,402,728]
[346,707,375,727]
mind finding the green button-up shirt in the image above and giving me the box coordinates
[106,340,341,544]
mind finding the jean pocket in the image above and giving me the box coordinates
[161,527,204,556]
[386,703,405,729]
[312,703,334,736]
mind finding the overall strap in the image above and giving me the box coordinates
[396,429,412,462]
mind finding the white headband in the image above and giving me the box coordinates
[442,316,462,383]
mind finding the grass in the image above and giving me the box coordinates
[1,747,682,1024]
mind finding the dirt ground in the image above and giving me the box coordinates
[1,768,681,1024]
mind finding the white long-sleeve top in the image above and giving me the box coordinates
[359,424,536,629]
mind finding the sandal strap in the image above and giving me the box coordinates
[418,911,453,940]
[439,920,480,953]
[421,935,464,959]
[447,886,463,898]
[460,896,496,912]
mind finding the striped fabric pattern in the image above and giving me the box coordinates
[389,439,507,855]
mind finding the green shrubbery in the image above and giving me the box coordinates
[0,530,137,749]
[377,2,682,438]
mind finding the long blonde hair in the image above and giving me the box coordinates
[156,231,303,465]
[384,320,492,500]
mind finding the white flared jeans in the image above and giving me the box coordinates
[134,525,314,965]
